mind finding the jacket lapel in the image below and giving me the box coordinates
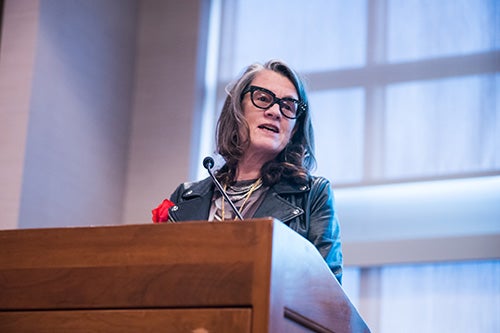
[253,181,308,223]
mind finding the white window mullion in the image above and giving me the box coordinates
[364,0,388,182]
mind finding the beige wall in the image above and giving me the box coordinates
[0,0,39,229]
[123,0,205,225]
[0,0,204,229]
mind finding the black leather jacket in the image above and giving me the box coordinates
[168,176,343,284]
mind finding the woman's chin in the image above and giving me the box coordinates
[247,144,283,159]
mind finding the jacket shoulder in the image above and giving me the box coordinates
[308,175,333,195]
[309,175,331,187]
[170,177,213,202]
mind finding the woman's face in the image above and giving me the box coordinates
[241,70,298,161]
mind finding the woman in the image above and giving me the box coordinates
[155,60,343,284]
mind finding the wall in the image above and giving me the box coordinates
[0,0,39,229]
[122,0,205,225]
[17,0,138,228]
[0,0,204,229]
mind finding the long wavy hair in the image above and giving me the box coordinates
[215,59,316,186]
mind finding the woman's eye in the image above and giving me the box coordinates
[256,93,272,103]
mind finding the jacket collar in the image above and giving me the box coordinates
[178,177,214,198]
[169,177,310,223]
[178,176,310,196]
[272,179,310,194]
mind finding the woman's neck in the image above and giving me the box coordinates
[236,152,274,181]
[235,167,261,181]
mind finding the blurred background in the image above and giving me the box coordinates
[0,0,498,331]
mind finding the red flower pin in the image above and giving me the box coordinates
[152,199,175,223]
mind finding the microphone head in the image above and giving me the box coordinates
[203,156,215,170]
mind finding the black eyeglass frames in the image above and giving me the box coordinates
[242,85,307,119]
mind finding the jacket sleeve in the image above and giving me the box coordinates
[307,177,343,284]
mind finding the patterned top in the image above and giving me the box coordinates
[209,178,268,221]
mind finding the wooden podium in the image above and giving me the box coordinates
[0,218,369,332]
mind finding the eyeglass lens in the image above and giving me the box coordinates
[251,89,299,119]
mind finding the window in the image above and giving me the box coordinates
[198,3,500,330]
[199,0,499,186]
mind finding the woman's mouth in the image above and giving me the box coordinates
[258,124,279,133]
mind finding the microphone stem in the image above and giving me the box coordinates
[206,167,244,220]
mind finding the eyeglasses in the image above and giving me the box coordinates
[242,85,307,119]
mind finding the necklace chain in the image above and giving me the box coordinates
[221,178,262,221]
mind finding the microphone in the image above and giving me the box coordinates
[202,156,243,220]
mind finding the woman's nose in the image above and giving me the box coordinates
[264,103,281,119]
